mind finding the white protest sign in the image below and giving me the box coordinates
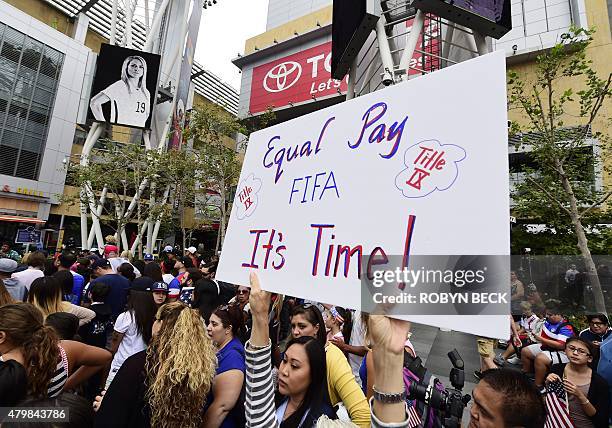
[217,51,510,339]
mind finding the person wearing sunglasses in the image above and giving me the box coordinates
[546,337,610,428]
[203,304,246,427]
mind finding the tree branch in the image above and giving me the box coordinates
[526,176,572,215]
[578,190,612,219]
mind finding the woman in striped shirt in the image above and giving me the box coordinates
[0,303,111,399]
[246,272,416,428]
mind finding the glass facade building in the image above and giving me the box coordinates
[0,22,64,180]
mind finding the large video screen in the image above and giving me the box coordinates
[88,44,161,129]
[413,0,511,39]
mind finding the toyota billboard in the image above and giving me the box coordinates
[249,41,348,115]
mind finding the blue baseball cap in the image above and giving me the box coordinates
[151,282,168,293]
[144,253,154,261]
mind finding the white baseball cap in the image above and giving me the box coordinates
[187,246,197,254]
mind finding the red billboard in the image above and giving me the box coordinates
[249,41,348,114]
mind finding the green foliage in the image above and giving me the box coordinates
[508,26,612,232]
[63,140,199,236]
[508,26,611,312]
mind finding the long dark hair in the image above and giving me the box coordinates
[0,303,60,397]
[336,307,353,344]
[143,262,163,282]
[278,336,327,428]
[125,290,157,344]
[291,304,326,345]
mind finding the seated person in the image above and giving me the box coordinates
[496,302,540,366]
[521,304,575,389]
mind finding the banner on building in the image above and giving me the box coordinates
[218,51,511,338]
[169,0,203,149]
[88,44,161,129]
[249,41,348,115]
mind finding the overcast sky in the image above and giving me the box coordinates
[194,0,269,91]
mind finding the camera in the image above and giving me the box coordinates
[407,349,471,428]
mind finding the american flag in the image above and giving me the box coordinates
[544,379,574,428]
[406,402,421,428]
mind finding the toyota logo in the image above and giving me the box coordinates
[263,61,302,93]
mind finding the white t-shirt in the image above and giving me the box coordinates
[520,314,540,333]
[348,310,365,385]
[11,267,44,291]
[100,80,150,127]
[110,310,147,372]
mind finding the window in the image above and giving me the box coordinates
[0,23,64,180]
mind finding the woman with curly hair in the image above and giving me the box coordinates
[0,303,111,400]
[94,302,217,428]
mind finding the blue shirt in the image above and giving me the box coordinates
[90,274,130,320]
[598,334,612,423]
[69,271,85,305]
[205,337,245,428]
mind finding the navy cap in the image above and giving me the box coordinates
[144,253,154,261]
[91,258,111,270]
[151,281,168,293]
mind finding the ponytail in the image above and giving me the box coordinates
[338,307,353,344]
[23,325,60,396]
[0,304,60,397]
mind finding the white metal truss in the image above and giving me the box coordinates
[350,0,489,98]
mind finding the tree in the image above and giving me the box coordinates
[186,103,275,252]
[508,27,612,313]
[64,140,197,253]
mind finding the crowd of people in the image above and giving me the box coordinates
[480,270,612,427]
[0,240,609,427]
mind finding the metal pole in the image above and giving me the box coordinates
[441,19,455,68]
[346,58,357,100]
[124,0,134,48]
[473,32,489,55]
[79,122,103,249]
[144,0,172,51]
[110,0,119,44]
[150,185,171,252]
[375,15,395,86]
[144,0,150,32]
[398,9,425,79]
[87,186,108,248]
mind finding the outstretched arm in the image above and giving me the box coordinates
[244,272,278,428]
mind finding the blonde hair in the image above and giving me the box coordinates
[119,250,133,261]
[104,235,117,244]
[27,277,65,319]
[146,302,217,427]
